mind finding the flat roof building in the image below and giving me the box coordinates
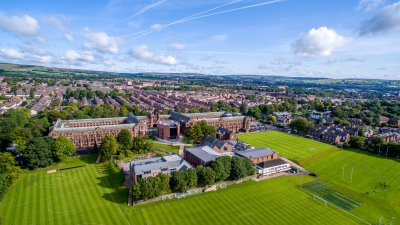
[256,158,290,176]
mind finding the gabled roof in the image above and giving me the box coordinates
[185,146,222,163]
[170,111,191,123]
[235,148,275,159]
[201,135,226,149]
[130,155,191,175]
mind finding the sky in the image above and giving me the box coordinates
[0,0,399,79]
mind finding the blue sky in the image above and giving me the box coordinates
[0,0,399,79]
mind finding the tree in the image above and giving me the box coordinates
[270,115,277,124]
[218,156,232,180]
[53,136,76,161]
[132,182,141,200]
[197,166,216,187]
[157,173,170,195]
[0,174,7,200]
[100,135,118,160]
[22,137,55,169]
[243,158,256,176]
[185,121,216,144]
[368,136,385,152]
[170,170,188,193]
[289,117,314,134]
[117,129,133,157]
[349,136,365,149]
[170,169,197,193]
[198,120,216,138]
[185,124,203,143]
[230,156,247,180]
[185,168,197,189]
[132,137,153,154]
[239,102,248,114]
[211,160,225,181]
[0,152,22,189]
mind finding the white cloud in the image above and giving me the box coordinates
[292,27,347,57]
[0,48,24,59]
[0,13,40,37]
[358,0,386,11]
[169,43,186,51]
[359,1,400,35]
[150,23,163,31]
[65,50,95,62]
[210,34,227,41]
[33,55,53,63]
[156,55,178,65]
[130,45,177,65]
[64,33,74,42]
[84,28,122,54]
[130,45,154,60]
[45,15,68,31]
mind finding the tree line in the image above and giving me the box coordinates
[132,156,255,201]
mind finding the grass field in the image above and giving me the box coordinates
[0,156,362,225]
[238,131,337,164]
[153,142,180,154]
[239,131,400,223]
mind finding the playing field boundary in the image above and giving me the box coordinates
[301,187,371,225]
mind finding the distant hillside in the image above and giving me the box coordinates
[0,62,398,91]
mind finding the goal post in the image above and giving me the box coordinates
[313,194,327,207]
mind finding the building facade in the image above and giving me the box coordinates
[49,113,148,149]
[49,111,251,150]
[170,111,251,133]
[235,148,278,164]
[157,120,180,140]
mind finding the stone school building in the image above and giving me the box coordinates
[49,111,251,150]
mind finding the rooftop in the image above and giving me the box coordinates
[235,148,275,158]
[256,158,289,169]
[185,146,222,163]
[158,120,179,127]
[130,155,191,175]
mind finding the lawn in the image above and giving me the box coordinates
[239,131,400,224]
[153,142,181,154]
[0,156,362,225]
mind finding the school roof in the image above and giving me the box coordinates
[201,135,226,149]
[130,155,191,175]
[185,146,222,163]
[235,148,275,159]
[256,158,289,169]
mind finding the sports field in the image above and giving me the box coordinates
[239,131,400,223]
[238,130,337,163]
[0,156,362,225]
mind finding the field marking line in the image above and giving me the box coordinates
[301,186,371,225]
[332,193,361,207]
[278,178,371,225]
[95,165,131,225]
[8,174,23,225]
